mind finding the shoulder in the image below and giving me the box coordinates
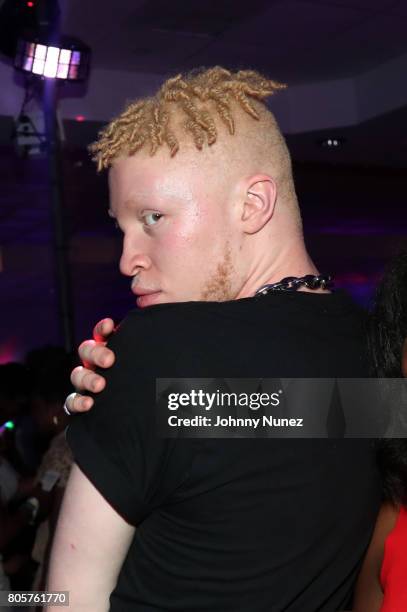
[110,301,222,362]
[353,503,399,612]
[375,502,401,540]
[361,501,399,574]
[113,302,202,339]
[119,300,217,329]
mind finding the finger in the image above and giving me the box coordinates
[93,318,115,343]
[65,391,94,414]
[78,339,98,369]
[78,340,115,369]
[71,366,107,393]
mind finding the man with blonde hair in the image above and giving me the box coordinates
[48,67,380,611]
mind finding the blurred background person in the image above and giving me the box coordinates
[354,250,407,612]
[0,346,74,594]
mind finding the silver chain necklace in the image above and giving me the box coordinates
[255,274,333,297]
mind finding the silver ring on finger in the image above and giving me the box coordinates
[63,392,78,416]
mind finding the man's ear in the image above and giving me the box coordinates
[241,175,277,234]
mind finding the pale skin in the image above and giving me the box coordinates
[47,464,135,611]
[48,134,330,608]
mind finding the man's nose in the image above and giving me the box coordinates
[119,235,152,276]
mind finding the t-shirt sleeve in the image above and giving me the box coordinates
[66,309,190,525]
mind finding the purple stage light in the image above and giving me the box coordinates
[14,37,90,81]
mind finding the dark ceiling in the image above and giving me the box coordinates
[62,0,407,82]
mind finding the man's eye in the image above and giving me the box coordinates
[143,213,163,227]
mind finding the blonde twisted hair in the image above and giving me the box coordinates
[89,66,286,171]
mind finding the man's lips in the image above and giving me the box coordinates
[132,288,161,297]
[133,289,162,308]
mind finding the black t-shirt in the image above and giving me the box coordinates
[66,290,382,612]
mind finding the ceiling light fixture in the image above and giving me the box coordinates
[318,137,345,149]
[14,36,90,81]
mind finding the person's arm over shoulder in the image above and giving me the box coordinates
[64,308,189,524]
[48,308,192,607]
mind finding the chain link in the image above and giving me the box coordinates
[255,274,332,296]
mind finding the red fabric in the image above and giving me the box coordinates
[380,506,407,611]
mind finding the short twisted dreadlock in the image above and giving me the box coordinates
[89,66,286,171]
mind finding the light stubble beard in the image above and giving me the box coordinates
[199,241,239,302]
